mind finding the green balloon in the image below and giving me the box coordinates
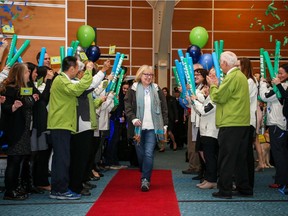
[77,25,95,48]
[189,26,209,48]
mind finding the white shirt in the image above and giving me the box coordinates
[248,78,258,128]
[142,87,154,130]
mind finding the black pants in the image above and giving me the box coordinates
[105,120,121,166]
[5,155,29,192]
[86,136,100,177]
[100,130,110,165]
[32,149,51,187]
[51,129,71,193]
[269,125,288,185]
[174,120,187,148]
[69,130,93,194]
[217,126,252,195]
[201,136,219,182]
[247,125,255,189]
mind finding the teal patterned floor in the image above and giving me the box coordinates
[0,146,288,216]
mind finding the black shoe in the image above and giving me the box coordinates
[15,186,29,198]
[232,190,253,197]
[182,169,197,175]
[80,188,91,196]
[3,190,28,200]
[83,181,97,189]
[212,191,232,199]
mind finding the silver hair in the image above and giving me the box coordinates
[220,51,238,67]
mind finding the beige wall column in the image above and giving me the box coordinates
[149,0,175,88]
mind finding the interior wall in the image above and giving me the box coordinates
[87,0,153,76]
[1,0,287,84]
[0,1,66,71]
[172,0,288,72]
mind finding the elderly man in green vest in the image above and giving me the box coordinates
[207,51,252,199]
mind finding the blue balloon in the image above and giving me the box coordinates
[187,45,202,63]
[85,45,101,62]
[198,53,213,70]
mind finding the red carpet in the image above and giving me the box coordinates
[86,169,180,216]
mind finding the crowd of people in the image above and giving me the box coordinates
[0,38,137,200]
[0,37,287,200]
[178,51,288,198]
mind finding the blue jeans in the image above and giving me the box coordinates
[135,129,156,181]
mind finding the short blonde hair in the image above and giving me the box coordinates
[134,65,154,82]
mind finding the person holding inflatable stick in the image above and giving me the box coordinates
[107,71,130,169]
[47,56,93,200]
[181,63,204,176]
[208,51,252,199]
[263,63,288,194]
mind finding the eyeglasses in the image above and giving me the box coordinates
[143,73,154,77]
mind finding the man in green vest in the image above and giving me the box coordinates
[207,51,252,199]
[47,56,93,200]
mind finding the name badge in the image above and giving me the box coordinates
[20,87,33,96]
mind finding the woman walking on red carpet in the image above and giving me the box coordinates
[124,65,168,192]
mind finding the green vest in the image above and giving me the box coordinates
[210,68,250,127]
[47,70,92,132]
